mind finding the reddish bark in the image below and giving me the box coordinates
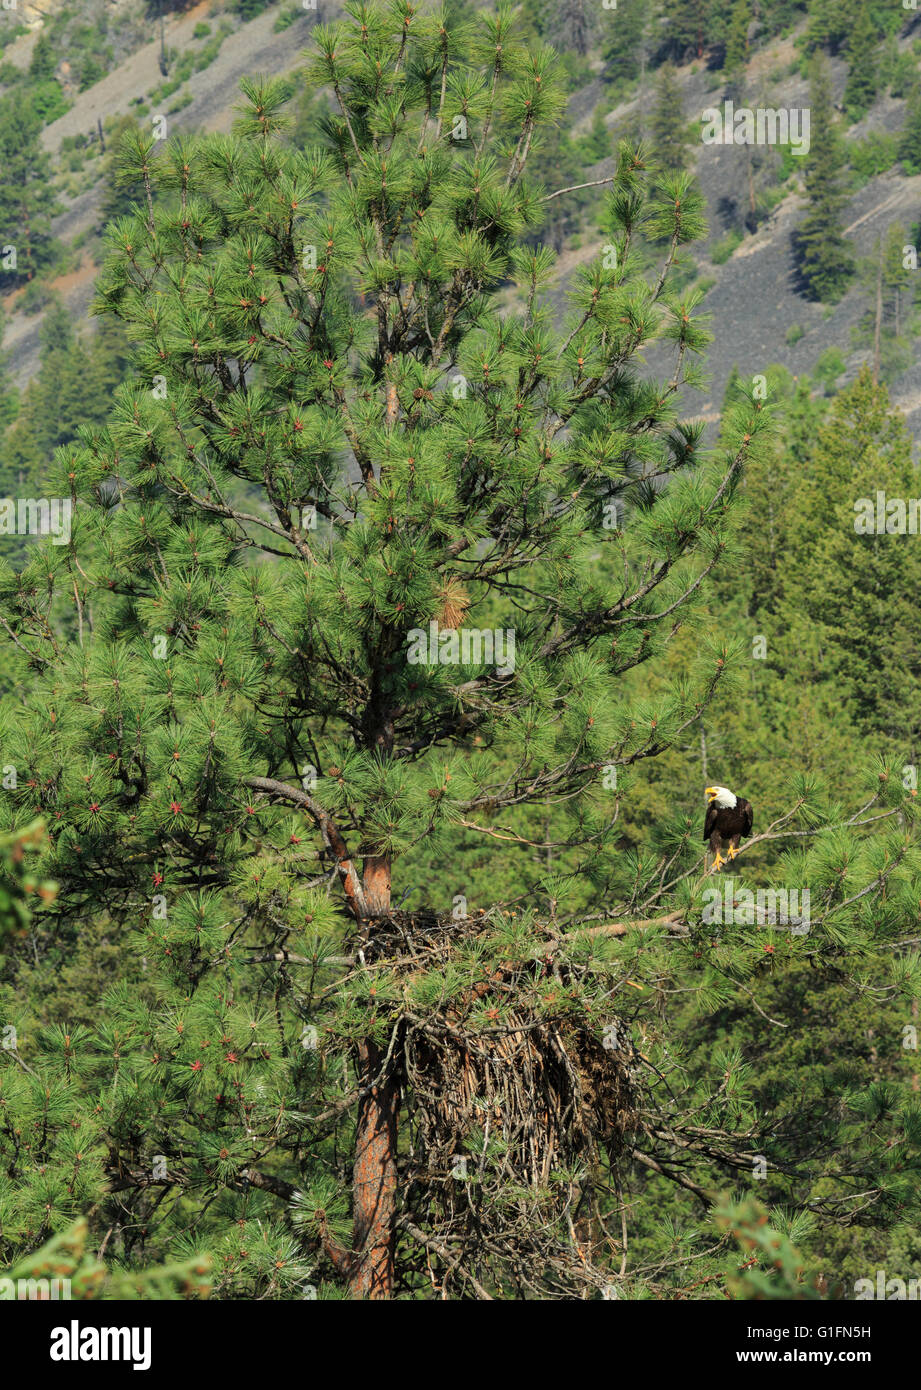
[349,851,397,1298]
[350,1036,398,1298]
[361,854,392,918]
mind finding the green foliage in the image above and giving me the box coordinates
[843,3,879,120]
[0,822,57,942]
[660,0,718,63]
[787,369,921,743]
[0,95,60,288]
[649,62,694,171]
[721,0,751,80]
[714,1198,823,1300]
[814,345,846,394]
[28,34,56,82]
[2,1219,211,1300]
[711,228,742,263]
[236,0,274,18]
[29,79,71,125]
[601,0,648,88]
[851,223,917,381]
[794,55,854,302]
[898,82,921,175]
[1,0,921,1305]
[850,130,897,182]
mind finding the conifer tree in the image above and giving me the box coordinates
[794,55,854,302]
[897,81,921,175]
[602,0,648,89]
[842,3,878,120]
[0,96,59,289]
[783,367,921,750]
[852,222,915,382]
[721,0,751,83]
[661,0,713,62]
[804,0,850,55]
[28,34,57,83]
[649,62,693,171]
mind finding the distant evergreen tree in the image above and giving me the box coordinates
[721,0,751,82]
[0,300,132,571]
[660,0,713,62]
[804,0,851,54]
[757,0,808,34]
[787,368,921,747]
[649,62,693,171]
[602,0,648,88]
[28,33,56,81]
[794,56,854,302]
[852,223,915,382]
[898,81,921,175]
[843,3,879,119]
[0,96,59,288]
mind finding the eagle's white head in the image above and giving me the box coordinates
[705,785,738,808]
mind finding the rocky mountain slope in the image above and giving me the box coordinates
[5,1,921,435]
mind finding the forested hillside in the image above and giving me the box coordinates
[1,0,921,1319]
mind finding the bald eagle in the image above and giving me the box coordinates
[704,785,753,871]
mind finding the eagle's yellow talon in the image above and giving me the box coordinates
[727,844,738,860]
[712,850,726,872]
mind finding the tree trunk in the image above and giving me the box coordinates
[349,851,397,1298]
[350,1036,398,1298]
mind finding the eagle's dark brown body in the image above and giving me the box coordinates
[703,795,753,866]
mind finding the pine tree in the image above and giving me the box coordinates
[661,0,714,62]
[28,34,57,82]
[804,0,850,55]
[649,62,693,171]
[794,55,854,302]
[0,95,59,289]
[898,81,921,174]
[843,3,879,120]
[785,368,921,749]
[852,222,915,382]
[721,0,751,83]
[98,116,151,229]
[602,0,648,88]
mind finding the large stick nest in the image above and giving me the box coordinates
[357,909,642,1295]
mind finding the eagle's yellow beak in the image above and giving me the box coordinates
[705,786,717,802]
